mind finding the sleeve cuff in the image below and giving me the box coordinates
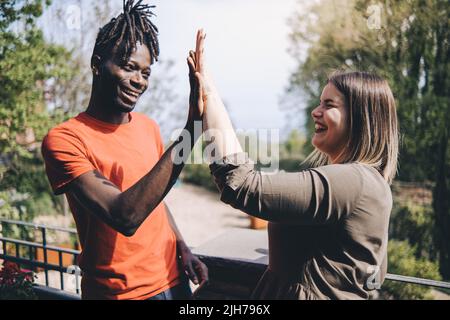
[209,153,255,191]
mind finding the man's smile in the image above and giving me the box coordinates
[120,87,141,103]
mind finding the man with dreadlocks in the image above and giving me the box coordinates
[41,1,208,300]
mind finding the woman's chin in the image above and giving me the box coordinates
[311,136,321,149]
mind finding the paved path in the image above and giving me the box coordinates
[164,182,251,248]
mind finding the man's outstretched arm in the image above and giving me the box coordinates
[65,41,205,237]
[67,126,199,237]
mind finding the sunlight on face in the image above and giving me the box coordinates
[101,43,152,113]
[311,83,349,163]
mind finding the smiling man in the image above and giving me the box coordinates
[41,1,208,300]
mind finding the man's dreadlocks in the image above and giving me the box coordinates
[93,0,159,64]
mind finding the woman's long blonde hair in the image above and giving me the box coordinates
[304,71,399,184]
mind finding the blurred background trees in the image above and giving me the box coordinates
[284,0,449,297]
[0,0,72,228]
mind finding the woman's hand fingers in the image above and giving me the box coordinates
[195,29,206,74]
[195,29,202,63]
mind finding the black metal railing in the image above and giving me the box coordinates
[1,218,450,299]
[0,218,81,295]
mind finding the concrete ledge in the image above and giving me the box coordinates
[33,284,81,300]
[29,228,268,300]
[192,228,268,299]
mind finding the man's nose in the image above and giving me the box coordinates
[130,72,146,90]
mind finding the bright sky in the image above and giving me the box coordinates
[40,0,305,137]
[153,0,301,133]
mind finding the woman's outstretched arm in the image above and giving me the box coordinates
[188,30,243,161]
[190,30,363,225]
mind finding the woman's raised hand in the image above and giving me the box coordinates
[188,29,243,159]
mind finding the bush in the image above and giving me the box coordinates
[278,157,305,172]
[382,240,441,300]
[390,203,436,260]
[182,164,218,192]
[389,203,437,260]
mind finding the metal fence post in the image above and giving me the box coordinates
[41,227,49,287]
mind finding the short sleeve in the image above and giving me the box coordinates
[148,118,164,158]
[41,127,95,195]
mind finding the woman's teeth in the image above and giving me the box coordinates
[315,123,327,132]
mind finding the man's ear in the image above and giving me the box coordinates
[91,55,102,76]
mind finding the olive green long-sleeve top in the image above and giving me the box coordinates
[210,155,392,300]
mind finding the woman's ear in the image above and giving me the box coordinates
[91,55,102,76]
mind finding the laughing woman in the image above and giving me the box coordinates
[189,30,399,300]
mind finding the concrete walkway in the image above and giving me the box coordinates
[164,182,251,248]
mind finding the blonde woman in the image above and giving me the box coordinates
[188,30,399,300]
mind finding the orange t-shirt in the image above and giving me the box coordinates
[41,112,180,300]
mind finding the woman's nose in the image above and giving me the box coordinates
[311,105,322,119]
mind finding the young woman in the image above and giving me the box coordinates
[189,30,399,299]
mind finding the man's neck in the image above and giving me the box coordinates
[86,92,130,125]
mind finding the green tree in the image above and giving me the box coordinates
[286,0,449,279]
[390,202,436,260]
[383,240,441,300]
[0,0,73,222]
[282,129,306,158]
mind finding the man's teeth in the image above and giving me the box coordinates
[123,89,139,97]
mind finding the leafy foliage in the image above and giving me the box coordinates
[0,1,72,222]
[383,240,441,300]
[390,202,436,260]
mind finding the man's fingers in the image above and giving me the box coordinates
[198,263,209,284]
[187,57,196,76]
[185,262,199,285]
[189,51,197,70]
[193,260,209,286]
[191,257,208,285]
[188,58,196,99]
